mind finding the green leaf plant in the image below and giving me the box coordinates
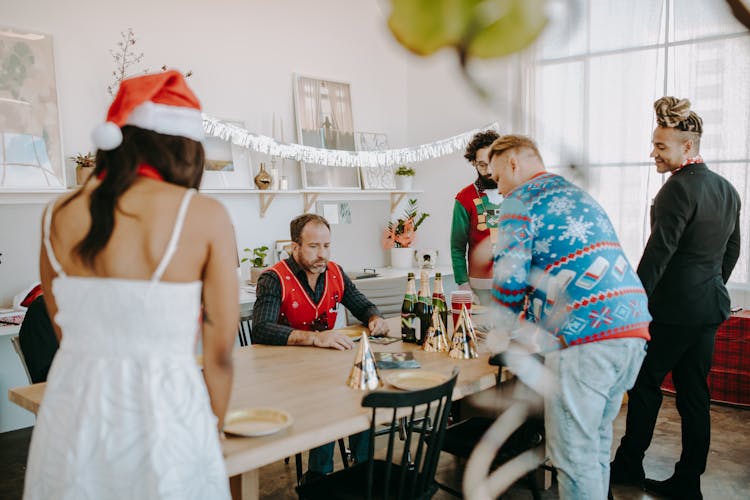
[241,246,269,268]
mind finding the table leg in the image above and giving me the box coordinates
[230,469,260,500]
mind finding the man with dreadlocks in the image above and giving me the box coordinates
[611,97,741,500]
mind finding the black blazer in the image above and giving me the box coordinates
[638,163,741,326]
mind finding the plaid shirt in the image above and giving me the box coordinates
[252,257,381,345]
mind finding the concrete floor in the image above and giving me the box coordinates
[1,396,748,499]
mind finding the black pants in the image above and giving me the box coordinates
[615,321,717,479]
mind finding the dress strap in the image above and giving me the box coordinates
[151,189,196,282]
[42,199,66,277]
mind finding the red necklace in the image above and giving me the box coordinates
[96,163,164,181]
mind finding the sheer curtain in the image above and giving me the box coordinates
[324,81,354,133]
[530,0,750,285]
[297,77,323,132]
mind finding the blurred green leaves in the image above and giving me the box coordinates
[387,0,548,60]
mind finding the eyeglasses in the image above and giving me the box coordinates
[473,161,489,169]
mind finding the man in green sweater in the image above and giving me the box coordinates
[451,130,502,305]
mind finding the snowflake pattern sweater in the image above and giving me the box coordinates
[491,172,651,348]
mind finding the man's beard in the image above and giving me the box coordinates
[477,174,497,190]
[301,257,328,274]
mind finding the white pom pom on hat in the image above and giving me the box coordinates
[91,122,123,150]
[91,70,204,151]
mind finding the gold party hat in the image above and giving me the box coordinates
[346,333,383,390]
[463,304,479,345]
[449,305,479,359]
[423,309,450,352]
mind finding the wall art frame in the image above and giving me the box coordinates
[199,118,253,190]
[0,27,65,190]
[292,73,360,190]
[355,131,395,190]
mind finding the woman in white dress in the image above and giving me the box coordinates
[24,71,237,500]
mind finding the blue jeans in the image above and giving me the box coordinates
[544,337,646,500]
[308,431,370,474]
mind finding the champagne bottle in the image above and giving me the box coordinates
[415,271,433,345]
[400,272,418,343]
[432,272,448,332]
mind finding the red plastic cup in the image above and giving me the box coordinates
[450,290,473,329]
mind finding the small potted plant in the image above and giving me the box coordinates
[394,165,415,191]
[71,152,96,186]
[242,245,270,284]
[382,199,429,268]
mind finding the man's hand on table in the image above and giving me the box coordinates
[368,316,389,337]
[312,331,355,350]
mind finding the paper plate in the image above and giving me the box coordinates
[223,408,293,437]
[334,326,369,339]
[385,370,449,391]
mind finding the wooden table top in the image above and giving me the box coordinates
[8,317,501,477]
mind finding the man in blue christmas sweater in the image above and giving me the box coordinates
[488,135,651,500]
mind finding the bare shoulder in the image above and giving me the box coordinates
[45,188,91,232]
[188,192,233,233]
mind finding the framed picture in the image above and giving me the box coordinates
[274,239,294,263]
[199,119,253,189]
[355,132,395,190]
[0,27,65,189]
[293,74,360,190]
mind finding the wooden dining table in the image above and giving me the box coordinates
[8,316,503,500]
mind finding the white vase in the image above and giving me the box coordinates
[394,175,413,191]
[390,247,416,269]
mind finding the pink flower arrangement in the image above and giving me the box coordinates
[382,199,429,249]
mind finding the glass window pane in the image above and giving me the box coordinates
[712,163,750,285]
[534,62,584,168]
[589,0,664,52]
[538,0,588,60]
[671,0,747,42]
[587,165,656,266]
[588,49,664,165]
[667,37,750,162]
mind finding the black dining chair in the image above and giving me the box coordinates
[296,368,459,500]
[434,355,548,499]
[237,315,252,346]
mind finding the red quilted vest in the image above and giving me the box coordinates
[268,260,345,331]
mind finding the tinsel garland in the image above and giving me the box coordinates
[202,114,500,168]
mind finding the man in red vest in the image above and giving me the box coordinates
[253,213,388,479]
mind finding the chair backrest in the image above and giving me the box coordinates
[361,368,459,500]
[237,315,252,346]
[346,276,406,324]
[10,336,33,384]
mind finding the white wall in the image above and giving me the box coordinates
[403,51,522,267]
[0,0,409,305]
[0,0,411,432]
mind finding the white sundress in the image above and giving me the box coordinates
[23,189,230,500]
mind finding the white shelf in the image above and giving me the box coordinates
[200,189,301,195]
[0,187,423,215]
[300,189,423,213]
[0,188,72,205]
[202,188,423,217]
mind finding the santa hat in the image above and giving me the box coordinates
[92,70,204,150]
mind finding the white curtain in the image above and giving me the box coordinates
[530,0,750,284]
[323,80,354,133]
[297,76,323,132]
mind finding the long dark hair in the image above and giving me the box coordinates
[61,126,205,268]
